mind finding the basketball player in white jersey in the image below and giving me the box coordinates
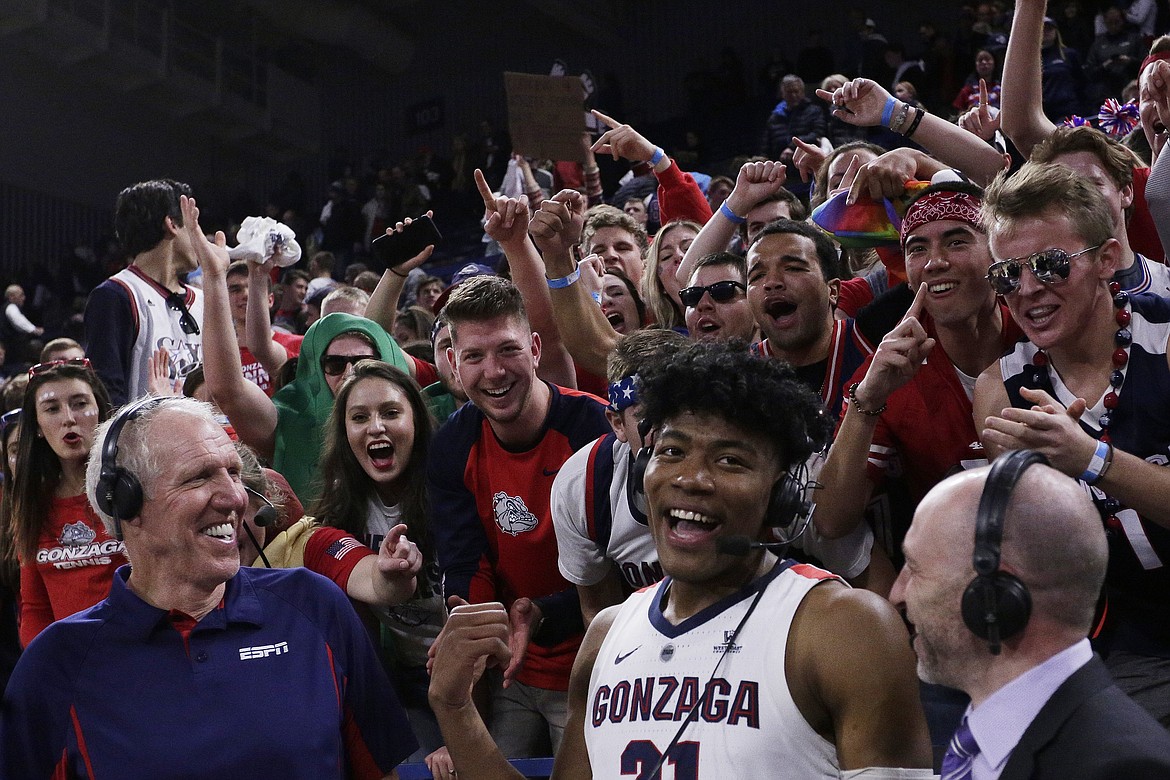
[429,340,933,778]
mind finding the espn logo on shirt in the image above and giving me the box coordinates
[239,641,289,660]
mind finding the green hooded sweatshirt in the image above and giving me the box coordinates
[271,312,410,504]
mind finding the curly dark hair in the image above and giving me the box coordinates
[312,361,434,560]
[113,179,192,258]
[636,340,831,469]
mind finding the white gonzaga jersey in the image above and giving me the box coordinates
[585,558,842,779]
[109,266,203,399]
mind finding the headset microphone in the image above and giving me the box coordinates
[243,486,276,568]
[248,487,278,528]
[715,536,793,556]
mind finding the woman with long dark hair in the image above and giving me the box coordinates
[12,359,122,646]
[315,359,444,762]
[256,359,443,763]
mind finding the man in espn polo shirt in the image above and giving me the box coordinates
[0,396,416,779]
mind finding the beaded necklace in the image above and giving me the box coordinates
[1030,282,1132,443]
[1031,282,1131,530]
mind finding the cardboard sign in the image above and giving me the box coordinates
[504,72,585,162]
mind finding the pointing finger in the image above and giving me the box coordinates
[903,281,929,323]
[473,169,496,211]
[591,108,620,129]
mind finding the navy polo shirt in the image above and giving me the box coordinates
[0,565,416,779]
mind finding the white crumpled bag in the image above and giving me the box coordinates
[228,216,302,267]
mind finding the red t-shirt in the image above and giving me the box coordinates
[19,494,127,646]
[239,331,304,397]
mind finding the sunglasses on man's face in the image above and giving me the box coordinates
[321,354,378,376]
[29,357,92,379]
[678,280,747,308]
[166,292,201,335]
[985,244,1102,296]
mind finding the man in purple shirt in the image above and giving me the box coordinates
[892,452,1170,778]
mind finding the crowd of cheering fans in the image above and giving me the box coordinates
[5,1,1170,777]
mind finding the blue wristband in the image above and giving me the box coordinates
[546,266,582,289]
[1081,439,1111,484]
[720,201,747,225]
[881,97,897,128]
[648,147,665,166]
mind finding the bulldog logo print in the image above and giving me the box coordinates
[493,492,538,536]
[60,521,97,546]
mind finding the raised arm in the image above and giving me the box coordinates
[364,215,436,334]
[999,0,1058,156]
[590,109,711,226]
[529,189,618,377]
[676,160,787,285]
[474,169,577,388]
[816,284,935,539]
[515,154,547,210]
[181,195,278,458]
[1140,58,1170,164]
[1147,117,1170,255]
[822,78,1009,186]
[244,260,289,378]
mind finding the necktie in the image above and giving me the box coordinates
[941,715,980,780]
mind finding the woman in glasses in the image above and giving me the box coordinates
[11,359,124,646]
[223,311,409,505]
[187,195,418,505]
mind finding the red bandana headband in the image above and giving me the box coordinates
[1141,51,1170,76]
[900,190,983,246]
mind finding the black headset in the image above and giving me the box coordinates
[95,396,165,541]
[628,419,810,533]
[960,449,1042,655]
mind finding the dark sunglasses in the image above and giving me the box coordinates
[29,357,92,379]
[321,354,378,376]
[0,409,21,439]
[166,292,201,335]
[986,244,1102,296]
[678,280,746,308]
